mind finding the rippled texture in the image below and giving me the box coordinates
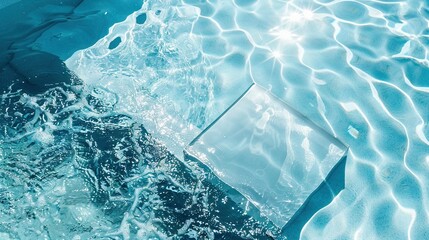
[0,1,274,239]
[66,0,255,158]
[180,0,429,239]
[186,84,347,228]
[66,1,211,158]
[1,0,429,239]
[0,58,274,239]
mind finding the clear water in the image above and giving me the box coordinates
[1,0,429,239]
[186,84,348,228]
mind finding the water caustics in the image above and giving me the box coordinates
[186,84,347,228]
[65,0,347,233]
[65,0,254,158]
[0,0,271,239]
[1,0,429,239]
[67,0,429,238]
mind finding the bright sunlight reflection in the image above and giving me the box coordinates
[283,8,315,23]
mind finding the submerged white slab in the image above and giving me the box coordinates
[65,2,253,159]
[185,84,347,228]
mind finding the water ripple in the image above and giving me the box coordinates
[5,0,427,238]
[180,0,429,238]
[64,0,429,237]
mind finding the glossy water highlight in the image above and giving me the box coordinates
[68,0,429,238]
[1,0,429,239]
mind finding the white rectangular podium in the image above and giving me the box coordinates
[185,84,347,228]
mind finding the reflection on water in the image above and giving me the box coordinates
[0,51,274,239]
[1,0,429,239]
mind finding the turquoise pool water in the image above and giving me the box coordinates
[1,0,429,239]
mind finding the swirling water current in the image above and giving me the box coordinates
[1,0,429,239]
